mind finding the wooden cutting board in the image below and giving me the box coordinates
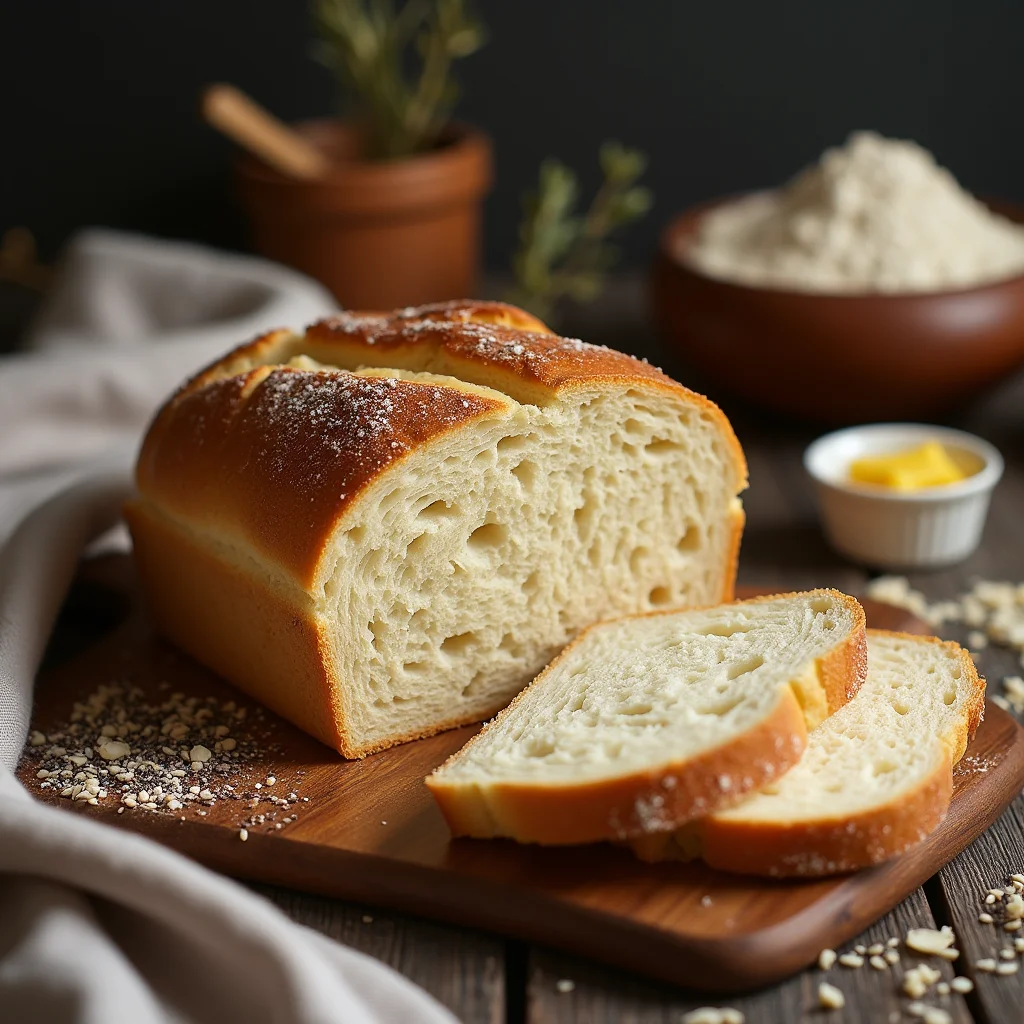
[18,558,1024,992]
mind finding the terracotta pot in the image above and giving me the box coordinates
[652,197,1024,424]
[237,121,492,309]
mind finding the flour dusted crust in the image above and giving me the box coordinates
[127,301,748,757]
[135,361,507,585]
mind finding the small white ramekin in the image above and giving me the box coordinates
[803,423,1004,570]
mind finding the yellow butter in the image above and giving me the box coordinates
[849,441,968,491]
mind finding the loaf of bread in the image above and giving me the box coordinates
[125,301,747,757]
[631,630,985,875]
[426,591,867,844]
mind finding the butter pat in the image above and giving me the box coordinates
[849,441,968,490]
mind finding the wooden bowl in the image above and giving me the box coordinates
[651,198,1024,423]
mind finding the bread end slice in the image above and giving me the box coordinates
[697,630,985,877]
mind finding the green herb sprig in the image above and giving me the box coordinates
[507,142,653,324]
[313,0,485,160]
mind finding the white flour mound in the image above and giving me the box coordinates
[685,131,1024,294]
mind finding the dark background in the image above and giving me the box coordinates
[3,0,1024,271]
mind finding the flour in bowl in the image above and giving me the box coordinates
[685,131,1024,293]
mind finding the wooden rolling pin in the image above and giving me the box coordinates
[201,84,332,181]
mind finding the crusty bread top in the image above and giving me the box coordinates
[302,301,672,403]
[135,301,747,589]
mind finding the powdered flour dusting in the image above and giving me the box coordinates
[686,131,1024,293]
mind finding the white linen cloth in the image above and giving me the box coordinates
[0,231,459,1024]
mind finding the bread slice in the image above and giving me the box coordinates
[633,630,985,875]
[426,590,867,845]
[125,301,747,757]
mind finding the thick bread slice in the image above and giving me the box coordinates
[635,630,985,875]
[125,301,747,758]
[426,590,867,845]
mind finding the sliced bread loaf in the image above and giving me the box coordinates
[126,301,747,758]
[634,630,985,875]
[426,590,867,845]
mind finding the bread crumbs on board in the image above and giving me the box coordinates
[20,682,308,836]
[681,1009,743,1024]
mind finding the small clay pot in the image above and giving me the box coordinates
[237,121,492,309]
[652,197,1024,424]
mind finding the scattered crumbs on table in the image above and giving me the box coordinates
[817,982,844,1009]
[905,1001,952,1024]
[902,964,940,999]
[905,926,955,955]
[680,1008,743,1024]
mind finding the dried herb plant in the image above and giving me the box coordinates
[507,143,653,324]
[313,0,485,160]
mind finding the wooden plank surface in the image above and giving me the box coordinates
[253,884,506,1024]
[933,800,1024,1024]
[525,889,973,1023]
[20,556,1024,996]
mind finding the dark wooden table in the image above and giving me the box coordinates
[42,279,1024,1023]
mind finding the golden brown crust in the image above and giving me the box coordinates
[302,303,747,488]
[126,499,519,759]
[718,501,745,603]
[136,301,747,590]
[136,365,509,588]
[697,629,986,877]
[130,300,750,757]
[699,760,953,877]
[125,499,349,752]
[818,600,869,714]
[183,328,300,396]
[426,590,868,845]
[304,306,666,392]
